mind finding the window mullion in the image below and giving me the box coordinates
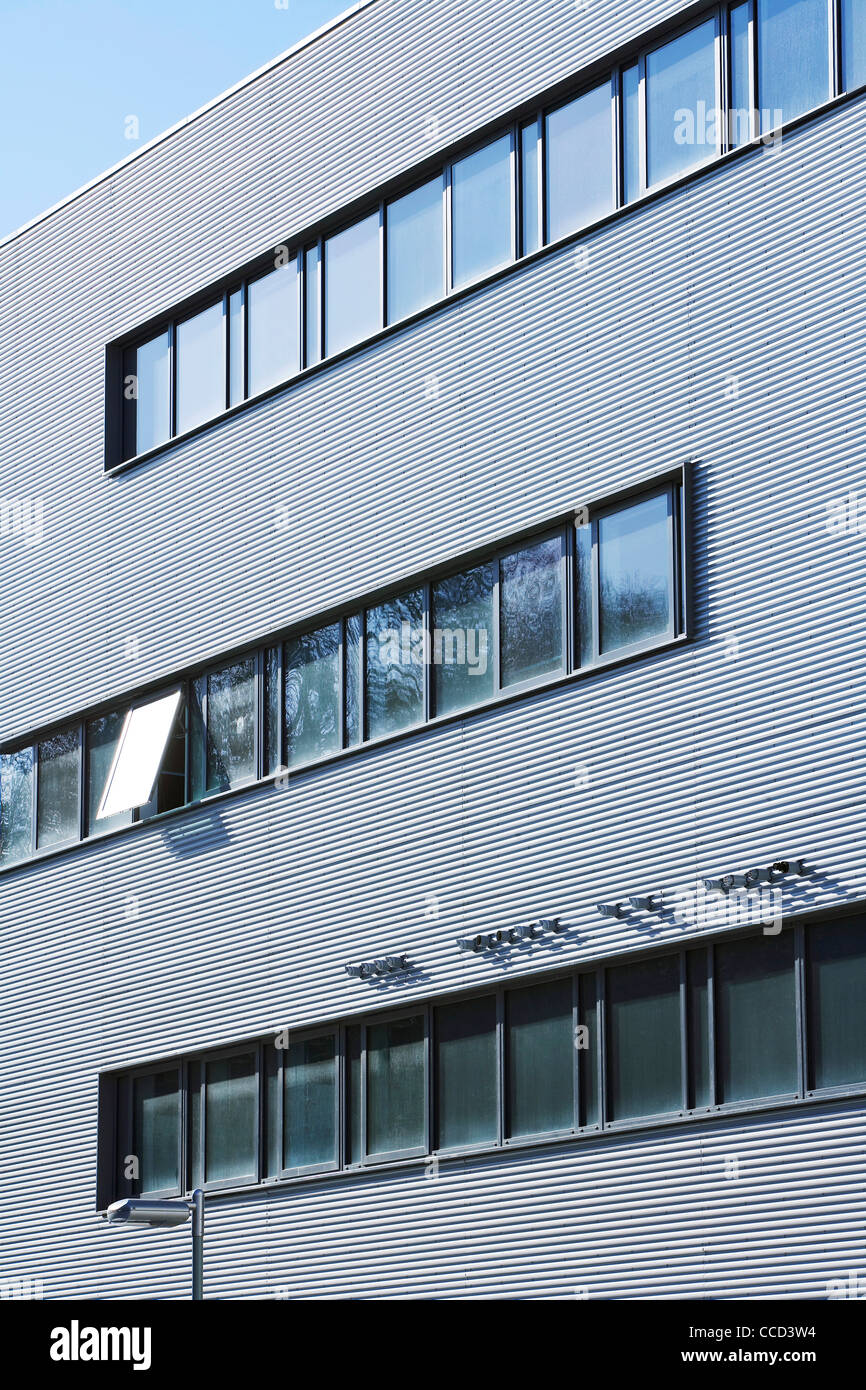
[795,921,808,1095]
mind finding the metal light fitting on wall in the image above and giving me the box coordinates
[345,953,409,980]
[703,859,807,893]
[457,918,564,952]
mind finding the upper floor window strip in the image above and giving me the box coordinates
[110,0,866,468]
[0,473,685,869]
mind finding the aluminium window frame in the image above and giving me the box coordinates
[193,1041,263,1193]
[638,6,725,198]
[119,1058,185,1201]
[358,1004,431,1166]
[189,653,261,803]
[542,71,619,246]
[446,125,518,294]
[383,169,449,327]
[272,1022,341,1179]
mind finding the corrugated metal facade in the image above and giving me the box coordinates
[1,0,865,1299]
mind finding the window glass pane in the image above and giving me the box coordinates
[128,330,170,455]
[622,63,641,201]
[98,690,184,822]
[284,1034,337,1169]
[366,589,425,739]
[435,995,497,1150]
[324,214,381,356]
[546,81,614,240]
[176,301,224,433]
[367,1015,425,1155]
[133,1070,179,1193]
[520,120,541,255]
[432,562,494,716]
[285,624,341,766]
[204,1053,257,1182]
[451,134,513,289]
[304,243,321,366]
[807,919,866,1089]
[36,728,80,849]
[228,289,244,406]
[687,949,711,1107]
[500,535,563,687]
[193,659,256,797]
[136,694,186,819]
[386,177,444,323]
[599,492,672,654]
[578,972,599,1125]
[0,748,33,865]
[247,261,299,395]
[345,614,363,748]
[716,933,797,1102]
[608,955,682,1121]
[575,520,594,665]
[758,0,829,129]
[264,1044,281,1178]
[263,646,282,775]
[729,3,752,147]
[646,19,717,188]
[507,977,573,1137]
[346,1025,361,1164]
[842,0,866,88]
[87,711,132,834]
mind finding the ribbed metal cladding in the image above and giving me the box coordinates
[1,0,865,1299]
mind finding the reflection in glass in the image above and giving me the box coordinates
[366,589,425,738]
[345,614,363,747]
[133,1070,179,1193]
[87,711,132,834]
[204,1053,257,1183]
[807,919,866,1089]
[716,933,797,1102]
[546,82,614,240]
[247,262,299,395]
[687,949,711,1107]
[284,1034,337,1169]
[432,562,494,716]
[451,135,513,288]
[646,19,717,188]
[0,748,34,865]
[507,978,573,1137]
[285,624,341,766]
[367,1015,425,1155]
[436,995,497,1149]
[622,63,641,201]
[263,646,282,775]
[729,3,752,148]
[500,536,563,687]
[608,955,682,1120]
[304,243,321,366]
[126,330,170,456]
[228,289,244,406]
[520,120,541,255]
[36,728,81,849]
[324,214,381,356]
[387,178,444,322]
[192,659,256,796]
[176,301,225,434]
[599,493,671,654]
[842,0,866,90]
[578,973,599,1125]
[758,0,830,127]
[346,1025,362,1164]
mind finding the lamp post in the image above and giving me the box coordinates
[106,1189,204,1300]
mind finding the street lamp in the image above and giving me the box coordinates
[106,1189,204,1300]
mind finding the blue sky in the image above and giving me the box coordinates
[0,0,350,239]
